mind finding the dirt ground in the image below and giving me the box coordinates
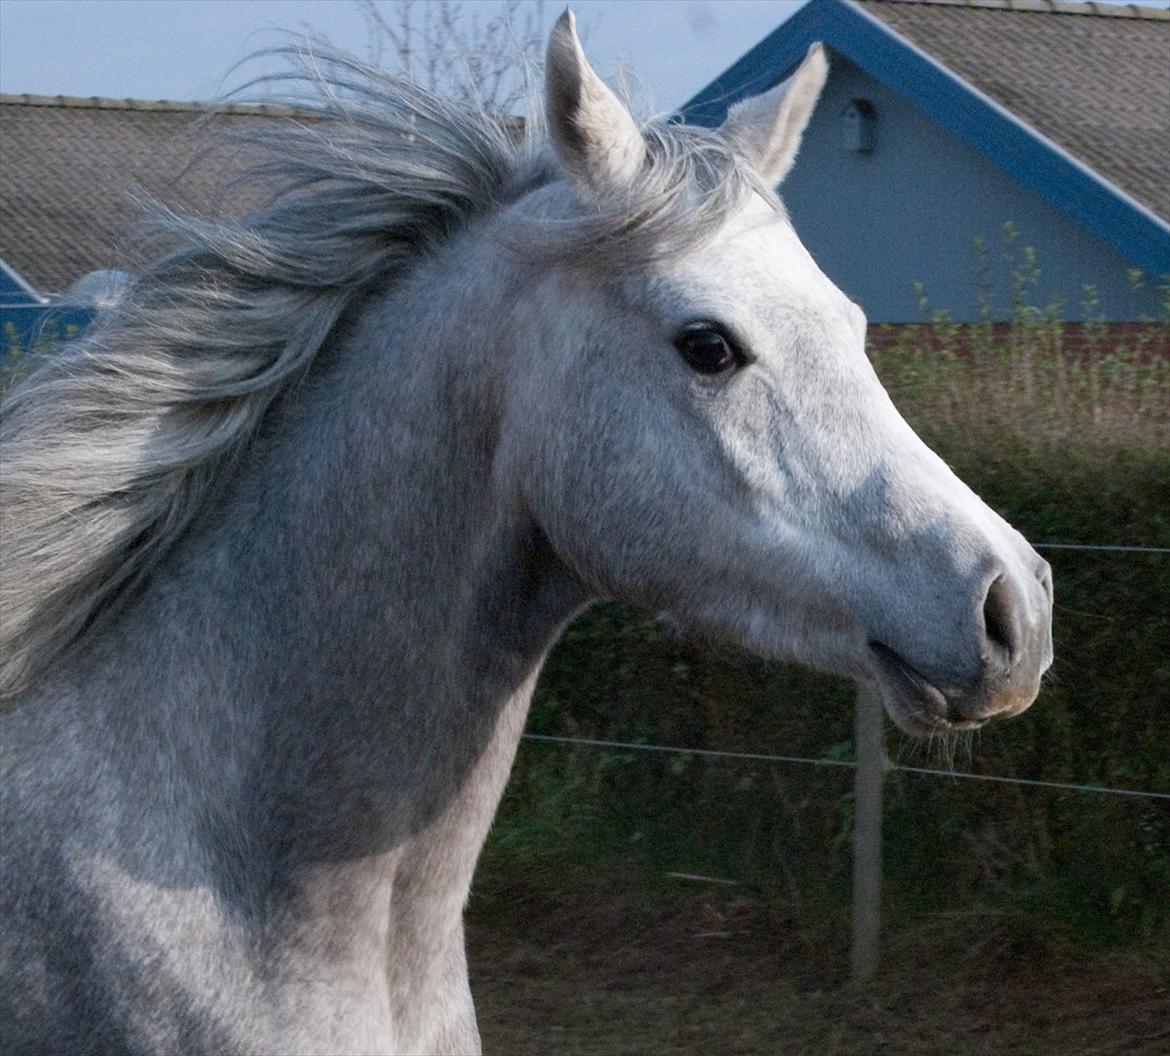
[466,867,1169,1056]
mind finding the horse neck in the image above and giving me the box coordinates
[69,239,586,922]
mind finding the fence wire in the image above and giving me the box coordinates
[1034,543,1170,555]
[521,733,1170,802]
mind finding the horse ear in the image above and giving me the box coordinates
[545,9,645,195]
[721,43,829,185]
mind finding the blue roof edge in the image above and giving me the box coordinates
[0,259,47,304]
[681,0,1170,280]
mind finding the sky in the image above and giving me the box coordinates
[0,0,809,113]
[2,0,1162,113]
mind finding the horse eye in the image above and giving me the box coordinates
[673,323,741,376]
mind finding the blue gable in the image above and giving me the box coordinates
[682,0,1170,321]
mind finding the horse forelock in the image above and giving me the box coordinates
[0,42,757,701]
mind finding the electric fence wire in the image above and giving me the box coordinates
[1033,543,1170,554]
[521,733,1170,802]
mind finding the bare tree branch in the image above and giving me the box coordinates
[356,0,546,112]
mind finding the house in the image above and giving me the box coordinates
[3,6,1166,327]
[684,0,1170,322]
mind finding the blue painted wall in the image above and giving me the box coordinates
[1,304,94,385]
[781,54,1163,322]
[1,260,94,383]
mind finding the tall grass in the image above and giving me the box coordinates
[882,239,1169,472]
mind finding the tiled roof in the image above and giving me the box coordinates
[853,0,1170,221]
[4,4,1167,291]
[0,96,307,294]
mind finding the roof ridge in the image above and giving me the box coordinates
[857,0,1170,19]
[0,93,319,116]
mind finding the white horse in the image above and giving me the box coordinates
[0,12,1052,1054]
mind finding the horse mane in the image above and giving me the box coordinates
[0,44,759,701]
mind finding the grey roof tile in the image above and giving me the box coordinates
[0,98,297,293]
[854,0,1170,221]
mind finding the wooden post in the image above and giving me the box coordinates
[850,680,885,984]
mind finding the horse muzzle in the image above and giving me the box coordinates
[866,558,1054,736]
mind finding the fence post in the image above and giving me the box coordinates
[851,679,886,984]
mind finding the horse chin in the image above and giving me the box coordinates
[688,614,989,740]
[867,645,988,738]
[880,694,988,737]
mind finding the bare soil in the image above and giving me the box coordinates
[467,867,1169,1056]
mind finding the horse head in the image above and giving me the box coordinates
[499,12,1053,735]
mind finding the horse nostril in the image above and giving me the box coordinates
[982,574,1017,667]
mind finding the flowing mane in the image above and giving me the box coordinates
[0,45,757,700]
